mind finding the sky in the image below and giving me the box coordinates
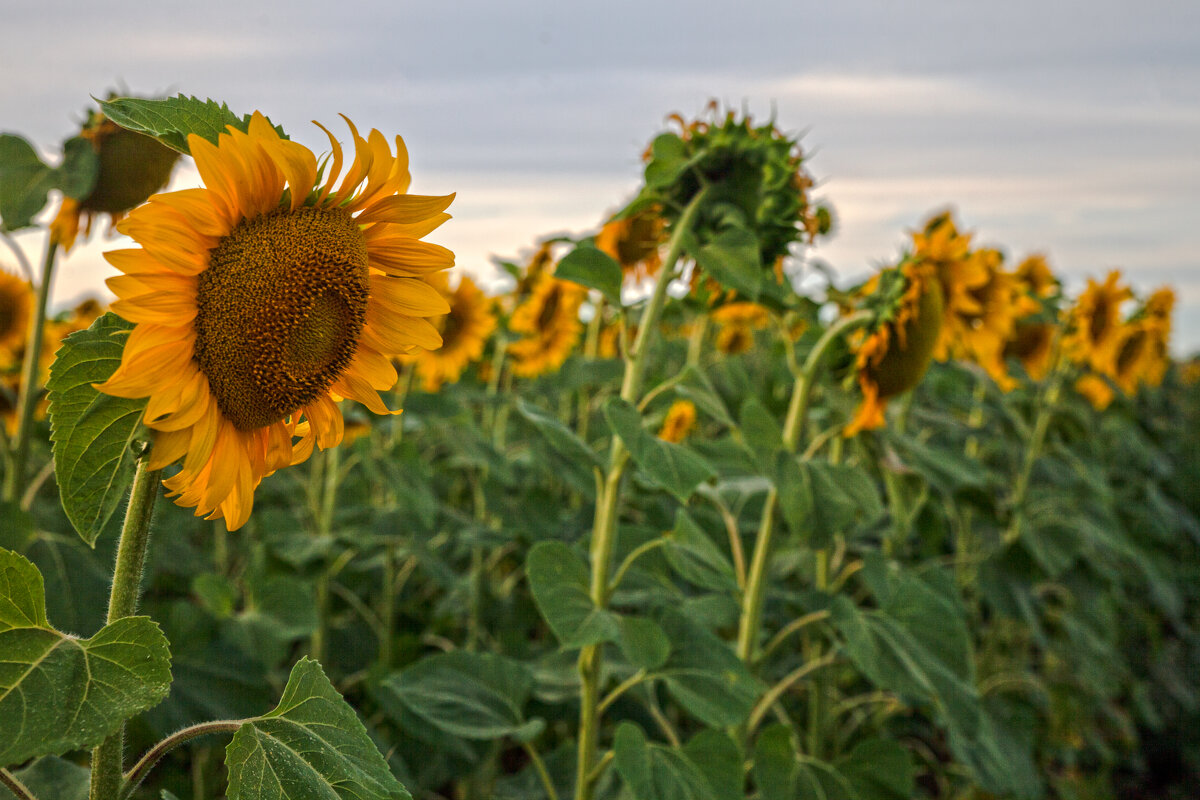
[3,0,1199,351]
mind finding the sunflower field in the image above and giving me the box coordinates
[1,95,1198,800]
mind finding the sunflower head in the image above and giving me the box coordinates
[846,259,945,435]
[507,272,588,378]
[640,103,823,269]
[658,399,697,443]
[97,112,454,529]
[1064,270,1133,375]
[50,106,181,250]
[711,301,769,355]
[1013,254,1059,301]
[405,273,497,392]
[1075,372,1115,410]
[0,269,33,365]
[595,206,665,283]
[1004,321,1057,382]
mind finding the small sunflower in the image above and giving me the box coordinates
[50,107,181,250]
[1075,372,1115,411]
[507,272,587,378]
[911,211,988,363]
[845,260,944,436]
[0,270,33,367]
[1064,271,1133,375]
[98,113,454,529]
[406,273,497,392]
[1004,321,1057,382]
[712,301,769,355]
[657,399,697,443]
[1112,288,1174,393]
[595,206,665,284]
[1013,254,1058,301]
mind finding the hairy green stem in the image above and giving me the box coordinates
[120,720,243,800]
[310,444,341,666]
[4,237,58,503]
[89,455,162,800]
[574,188,707,800]
[735,311,872,663]
[0,769,37,800]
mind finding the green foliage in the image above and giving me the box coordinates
[47,312,148,545]
[555,245,624,305]
[527,541,618,647]
[613,722,717,800]
[0,133,98,231]
[0,548,171,767]
[98,94,287,155]
[0,756,89,800]
[605,397,715,502]
[225,658,411,800]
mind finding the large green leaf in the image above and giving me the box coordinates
[613,722,716,800]
[693,227,764,300]
[99,95,286,155]
[376,651,541,741]
[526,541,619,648]
[837,738,914,800]
[226,658,410,800]
[682,730,742,800]
[0,755,89,800]
[0,548,172,767]
[0,133,98,232]
[516,399,604,471]
[605,398,715,503]
[752,726,853,800]
[779,460,884,549]
[555,245,624,306]
[656,611,761,727]
[663,510,738,593]
[47,313,148,546]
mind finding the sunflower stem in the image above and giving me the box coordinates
[120,720,243,800]
[89,453,162,800]
[310,444,341,666]
[0,769,38,800]
[4,236,58,504]
[574,187,708,800]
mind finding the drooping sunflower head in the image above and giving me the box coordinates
[911,211,988,362]
[845,259,945,436]
[405,273,497,392]
[1004,321,1057,382]
[1110,287,1175,392]
[507,272,588,378]
[1064,270,1133,375]
[711,301,770,355]
[50,106,181,250]
[952,248,1039,389]
[1013,254,1059,301]
[0,269,33,366]
[97,113,454,529]
[595,206,665,283]
[657,399,697,443]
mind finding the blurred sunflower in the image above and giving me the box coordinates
[845,260,944,435]
[712,301,769,355]
[98,113,454,529]
[954,248,1038,389]
[1075,373,1115,411]
[1112,287,1174,394]
[1064,271,1132,375]
[507,272,587,378]
[657,399,697,443]
[0,270,33,367]
[405,273,497,392]
[1013,254,1058,300]
[595,206,665,284]
[1004,321,1057,382]
[50,107,181,250]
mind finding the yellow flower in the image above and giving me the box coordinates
[50,109,181,250]
[0,269,33,367]
[712,302,769,355]
[1013,254,1058,300]
[1064,271,1133,375]
[952,248,1038,389]
[97,113,454,530]
[595,206,665,283]
[407,273,497,392]
[846,260,944,435]
[507,272,587,377]
[1004,321,1057,381]
[657,399,697,443]
[1075,373,1115,410]
[1111,287,1174,393]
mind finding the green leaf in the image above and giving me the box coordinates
[784,461,883,549]
[47,312,148,546]
[738,397,782,473]
[656,611,761,727]
[693,227,763,300]
[226,658,411,800]
[99,95,285,155]
[613,722,716,800]
[377,651,541,741]
[663,510,738,593]
[0,756,89,800]
[555,245,624,306]
[643,134,690,190]
[773,454,814,544]
[948,695,1042,800]
[516,399,603,471]
[837,738,914,800]
[0,134,98,232]
[682,730,742,800]
[673,366,734,428]
[753,727,853,800]
[618,616,671,670]
[0,503,34,553]
[605,398,715,503]
[0,548,172,767]
[526,541,619,648]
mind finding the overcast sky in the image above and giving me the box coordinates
[4,0,1198,351]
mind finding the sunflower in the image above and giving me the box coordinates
[658,399,697,443]
[1064,271,1132,375]
[97,113,454,529]
[911,212,987,362]
[0,269,33,367]
[50,108,181,250]
[1013,254,1058,301]
[1075,373,1115,411]
[406,273,497,392]
[845,260,944,435]
[1004,321,1057,381]
[595,206,665,284]
[1111,288,1174,394]
[507,272,587,378]
[712,301,769,355]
